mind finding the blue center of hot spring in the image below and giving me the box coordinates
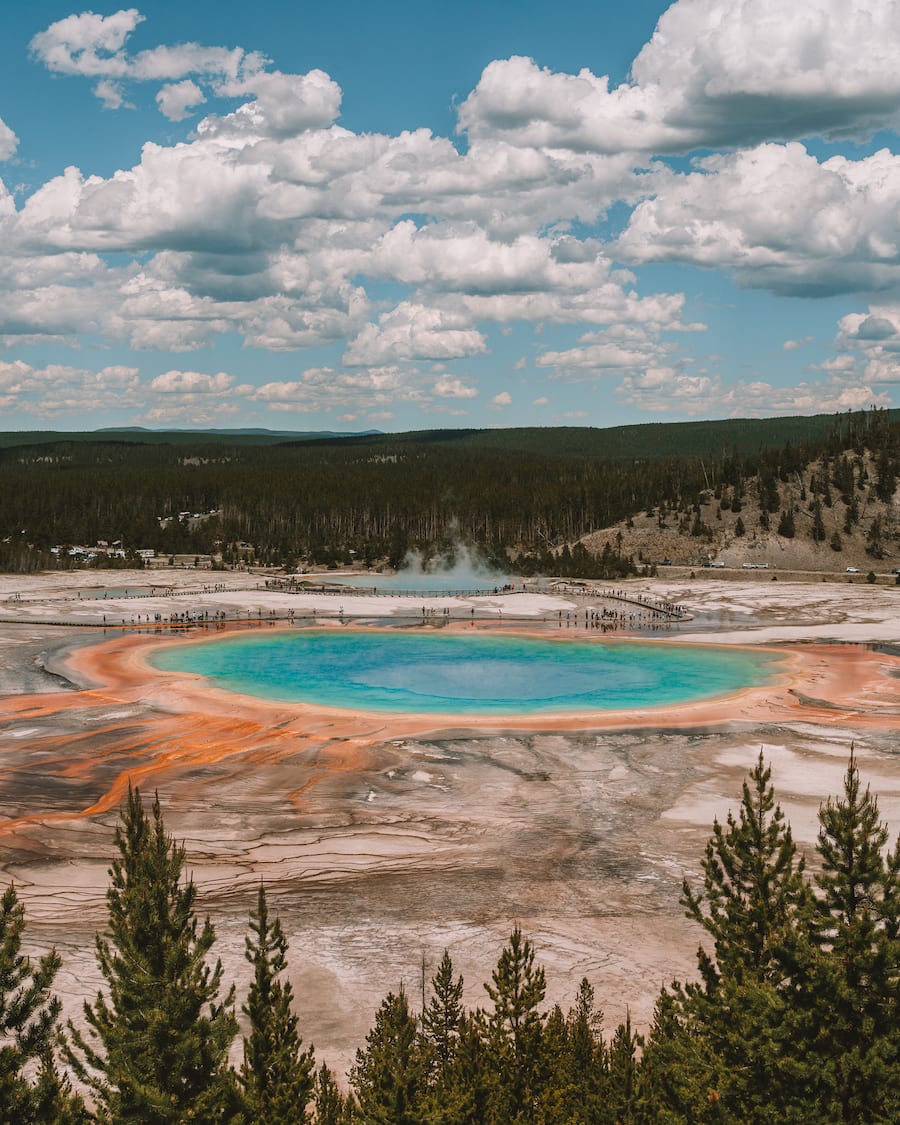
[150,630,782,715]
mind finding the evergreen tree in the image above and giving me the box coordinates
[350,988,424,1124]
[420,950,464,1077]
[874,449,897,502]
[536,980,608,1125]
[867,514,885,558]
[66,787,239,1123]
[673,754,818,1120]
[846,493,859,528]
[314,1062,350,1125]
[31,1052,91,1125]
[482,926,547,1123]
[0,881,85,1123]
[565,978,607,1122]
[535,1004,571,1124]
[418,949,471,1123]
[436,1010,491,1125]
[809,751,900,1122]
[811,499,826,542]
[636,988,720,1124]
[606,1013,640,1125]
[760,473,781,513]
[388,523,409,571]
[681,752,813,988]
[777,508,795,537]
[240,883,315,1123]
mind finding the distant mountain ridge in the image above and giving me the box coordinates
[97,426,385,438]
[0,427,383,448]
[2,409,899,460]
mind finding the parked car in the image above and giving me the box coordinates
[846,566,859,573]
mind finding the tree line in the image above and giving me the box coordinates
[2,751,898,1122]
[4,409,900,573]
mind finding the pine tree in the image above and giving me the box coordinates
[313,1062,349,1125]
[563,978,607,1122]
[350,988,423,1124]
[0,881,86,1123]
[32,1052,91,1125]
[844,494,859,532]
[240,883,315,1123]
[420,950,463,1074]
[681,752,813,989]
[674,753,818,1120]
[777,508,795,537]
[535,979,608,1124]
[425,1010,491,1125]
[483,926,547,1123]
[418,949,468,1122]
[66,787,239,1123]
[606,1013,640,1125]
[809,750,900,1121]
[535,1004,570,1124]
[635,988,719,1124]
[761,473,780,513]
[811,499,826,542]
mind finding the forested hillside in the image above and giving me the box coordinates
[2,409,900,574]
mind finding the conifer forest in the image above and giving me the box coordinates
[2,753,898,1123]
[2,409,900,575]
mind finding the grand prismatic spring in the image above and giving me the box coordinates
[150,629,784,714]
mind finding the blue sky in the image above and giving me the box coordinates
[1,1,899,433]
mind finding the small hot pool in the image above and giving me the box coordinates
[326,572,513,594]
[82,587,158,599]
[150,630,783,715]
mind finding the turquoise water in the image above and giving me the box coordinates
[328,573,509,593]
[151,630,782,715]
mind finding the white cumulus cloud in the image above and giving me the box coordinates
[30,8,266,115]
[156,80,206,122]
[344,303,488,366]
[203,70,342,137]
[0,360,142,417]
[631,0,900,146]
[434,375,478,399]
[247,365,459,415]
[458,0,900,155]
[619,365,889,417]
[93,78,130,110]
[150,369,235,394]
[0,118,18,161]
[617,144,900,295]
[30,9,146,77]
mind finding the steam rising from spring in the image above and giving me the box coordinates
[388,542,509,591]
